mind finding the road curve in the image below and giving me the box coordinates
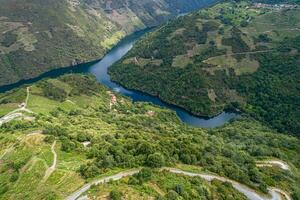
[0,112,23,126]
[65,169,140,200]
[65,168,291,200]
[163,168,290,200]
[0,87,34,126]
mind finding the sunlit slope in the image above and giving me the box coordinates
[0,0,217,87]
[109,1,300,135]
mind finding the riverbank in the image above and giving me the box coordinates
[0,28,238,128]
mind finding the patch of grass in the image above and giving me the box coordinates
[204,54,260,75]
[123,57,163,67]
[27,95,59,114]
[172,54,192,68]
[0,103,18,116]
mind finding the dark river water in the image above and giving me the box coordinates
[0,29,239,128]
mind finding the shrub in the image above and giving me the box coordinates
[79,163,100,178]
[61,137,76,152]
[10,172,19,182]
[110,190,122,200]
[128,176,139,185]
[44,135,55,143]
[0,183,9,195]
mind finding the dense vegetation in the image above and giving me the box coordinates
[231,49,300,134]
[109,1,300,135]
[0,0,217,87]
[0,74,299,199]
[0,1,299,199]
[86,168,249,200]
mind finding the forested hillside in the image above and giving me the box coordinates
[0,74,299,199]
[0,0,217,87]
[109,1,300,135]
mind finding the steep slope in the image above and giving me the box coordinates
[0,0,217,87]
[0,74,299,199]
[109,1,300,135]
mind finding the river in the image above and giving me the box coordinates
[0,29,239,128]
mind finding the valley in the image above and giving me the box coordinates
[109,1,300,135]
[0,0,218,87]
[0,0,299,200]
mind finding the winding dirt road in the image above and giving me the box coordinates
[164,168,291,200]
[0,87,34,126]
[65,168,291,200]
[42,141,57,182]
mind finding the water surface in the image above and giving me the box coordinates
[0,29,239,128]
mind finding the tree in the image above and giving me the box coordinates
[61,138,76,152]
[292,186,300,200]
[258,182,268,193]
[79,164,100,178]
[98,155,116,168]
[174,184,184,196]
[146,153,165,168]
[44,135,55,144]
[135,168,153,183]
[77,133,90,142]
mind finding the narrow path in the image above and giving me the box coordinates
[256,160,290,171]
[25,87,30,106]
[226,50,275,56]
[42,141,57,182]
[205,50,275,62]
[66,100,76,105]
[0,87,34,126]
[65,168,291,200]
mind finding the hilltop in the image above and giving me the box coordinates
[0,74,300,199]
[109,1,300,135]
[0,0,217,87]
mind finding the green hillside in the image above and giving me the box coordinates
[0,0,216,87]
[109,1,300,135]
[0,74,300,199]
[84,169,249,200]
